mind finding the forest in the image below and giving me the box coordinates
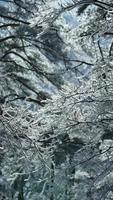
[1,0,113,199]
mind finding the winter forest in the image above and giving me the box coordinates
[1,0,113,199]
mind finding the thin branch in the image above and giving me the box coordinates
[0,35,16,43]
[0,13,30,25]
[97,40,104,60]
[0,23,20,28]
[109,42,113,56]
[61,0,113,13]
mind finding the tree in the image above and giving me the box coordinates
[1,0,113,200]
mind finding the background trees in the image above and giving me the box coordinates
[1,0,113,199]
[0,0,67,108]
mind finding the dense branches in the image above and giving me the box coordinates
[1,0,113,200]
